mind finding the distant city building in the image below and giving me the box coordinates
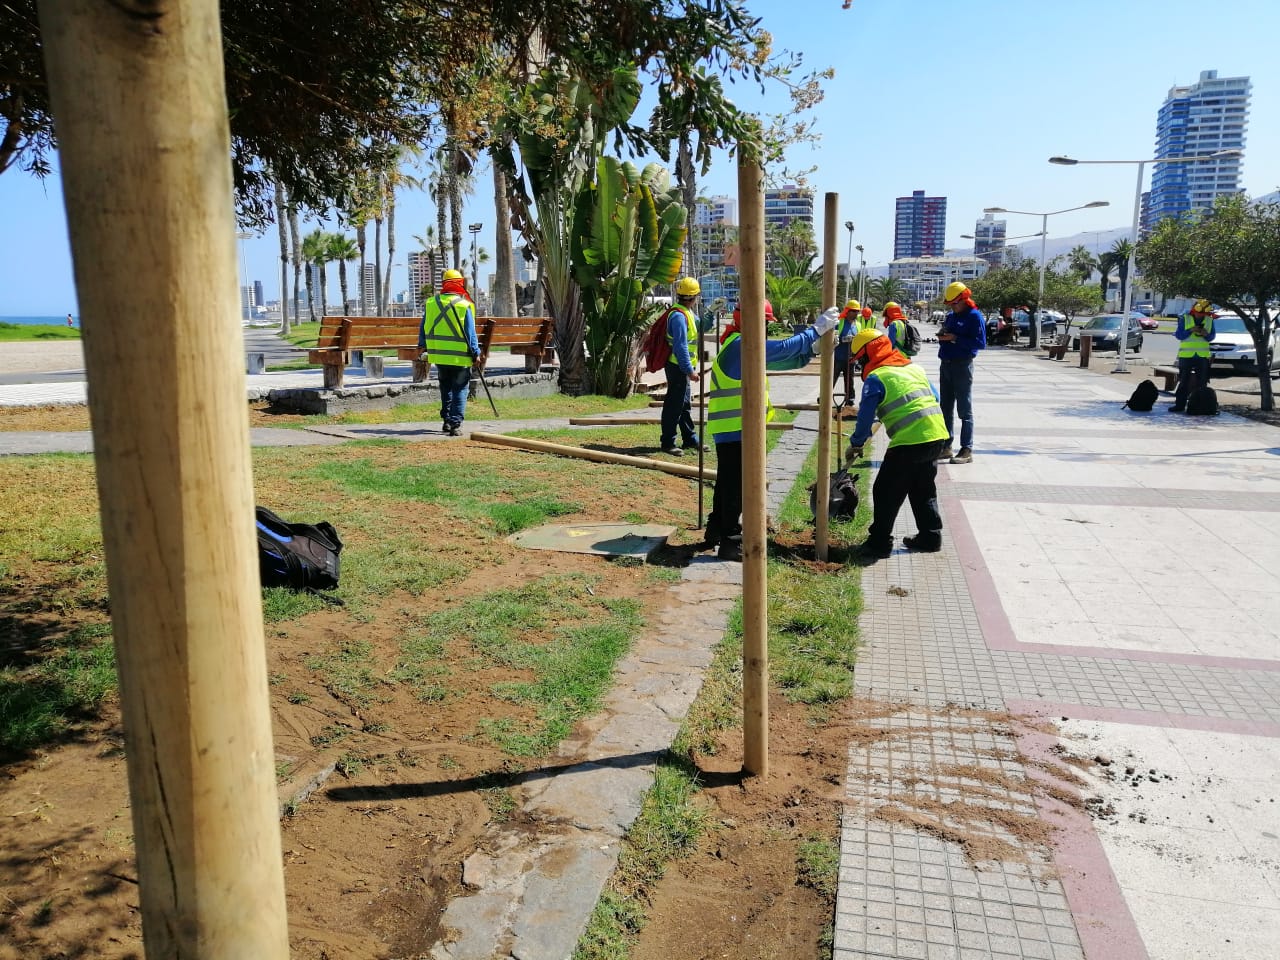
[895,190,947,259]
[694,194,740,304]
[1143,69,1249,234]
[360,262,378,314]
[307,264,322,311]
[239,285,255,319]
[695,195,737,226]
[764,185,813,230]
[888,256,988,298]
[972,213,1006,264]
[408,250,445,314]
[252,280,264,310]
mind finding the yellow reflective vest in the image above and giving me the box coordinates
[422,293,474,367]
[706,333,775,439]
[873,364,949,448]
[665,305,698,354]
[1177,314,1214,359]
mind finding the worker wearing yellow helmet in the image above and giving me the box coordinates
[935,281,986,464]
[843,326,949,559]
[421,267,479,436]
[1170,299,1217,412]
[659,277,704,456]
[833,299,862,403]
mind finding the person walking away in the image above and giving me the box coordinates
[883,301,909,353]
[703,305,840,560]
[67,313,74,328]
[832,299,862,406]
[421,268,480,436]
[1170,299,1216,413]
[659,277,705,456]
[936,281,986,464]
[844,328,949,559]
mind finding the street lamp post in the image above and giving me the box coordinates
[960,230,1046,270]
[855,244,865,304]
[468,222,483,305]
[235,230,252,319]
[1049,149,1242,372]
[844,221,855,304]
[983,202,1109,348]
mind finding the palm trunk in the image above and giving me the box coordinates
[304,260,316,322]
[493,163,517,318]
[338,261,349,316]
[318,262,328,317]
[273,179,291,335]
[436,187,449,287]
[355,222,367,315]
[677,132,698,281]
[289,205,303,325]
[448,145,463,269]
[383,196,396,314]
[374,215,384,315]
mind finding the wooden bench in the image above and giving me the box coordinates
[1152,364,1180,391]
[307,314,554,389]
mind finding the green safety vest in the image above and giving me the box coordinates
[886,319,906,350]
[422,293,474,367]
[1177,314,1214,359]
[874,364,949,448]
[665,304,699,356]
[706,333,775,438]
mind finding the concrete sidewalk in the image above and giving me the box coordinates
[838,348,1280,959]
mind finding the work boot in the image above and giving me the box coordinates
[903,533,943,553]
[936,446,955,461]
[683,441,709,452]
[949,447,973,464]
[661,445,683,457]
[853,538,893,560]
[448,425,462,437]
[717,538,743,562]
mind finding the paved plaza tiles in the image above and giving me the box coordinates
[839,349,1280,960]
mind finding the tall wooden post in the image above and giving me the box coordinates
[37,1,290,956]
[738,148,768,778]
[815,194,838,560]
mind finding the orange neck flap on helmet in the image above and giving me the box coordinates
[441,277,470,300]
[858,335,911,380]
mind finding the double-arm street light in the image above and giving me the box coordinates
[844,221,855,304]
[467,222,483,304]
[983,202,1109,347]
[855,244,865,304]
[1049,149,1243,372]
[960,230,1047,269]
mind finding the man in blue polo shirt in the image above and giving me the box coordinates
[936,281,986,464]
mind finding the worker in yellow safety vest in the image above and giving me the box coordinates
[844,327,950,560]
[659,277,705,456]
[1170,298,1217,413]
[420,268,480,436]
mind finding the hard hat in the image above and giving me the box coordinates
[1191,298,1213,315]
[844,299,861,312]
[675,277,701,297]
[443,268,464,281]
[731,299,776,322]
[860,306,873,319]
[848,327,884,358]
[943,281,970,303]
[883,302,905,321]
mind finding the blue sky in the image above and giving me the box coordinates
[3,0,1278,315]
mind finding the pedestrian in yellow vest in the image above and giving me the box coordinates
[844,327,949,560]
[420,269,480,436]
[660,277,705,455]
[1170,299,1217,412]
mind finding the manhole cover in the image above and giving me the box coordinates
[507,522,676,558]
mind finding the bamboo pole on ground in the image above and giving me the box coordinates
[738,146,768,778]
[815,194,838,560]
[36,1,289,956]
[568,417,792,430]
[470,432,717,480]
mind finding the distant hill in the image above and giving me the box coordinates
[947,226,1133,266]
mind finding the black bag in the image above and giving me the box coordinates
[256,506,343,592]
[1124,379,1159,412]
[810,468,860,522]
[1186,385,1219,416]
[901,322,922,357]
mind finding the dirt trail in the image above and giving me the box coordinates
[0,341,85,375]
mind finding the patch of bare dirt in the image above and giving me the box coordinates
[0,442,693,959]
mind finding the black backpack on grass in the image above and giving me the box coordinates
[810,468,860,523]
[1186,385,1219,416]
[256,506,343,593]
[1124,379,1159,412]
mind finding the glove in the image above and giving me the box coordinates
[812,306,840,337]
[846,445,864,461]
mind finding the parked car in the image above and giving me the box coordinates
[1134,302,1155,317]
[1138,314,1160,330]
[1070,314,1144,353]
[1208,313,1280,376]
[1011,308,1061,339]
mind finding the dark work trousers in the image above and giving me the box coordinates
[1174,355,1211,409]
[938,357,975,450]
[833,348,856,405]
[704,439,742,545]
[437,363,472,429]
[660,361,699,448]
[865,438,947,548]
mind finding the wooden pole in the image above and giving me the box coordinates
[738,147,768,778]
[36,2,289,956]
[470,432,717,480]
[568,417,792,430]
[816,194,838,560]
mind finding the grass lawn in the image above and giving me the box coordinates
[0,322,81,342]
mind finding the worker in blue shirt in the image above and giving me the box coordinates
[936,281,986,464]
[659,277,704,455]
[701,303,839,560]
[1170,299,1217,412]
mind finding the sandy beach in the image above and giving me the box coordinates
[0,340,86,375]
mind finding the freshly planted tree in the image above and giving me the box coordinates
[571,158,687,398]
[1140,194,1280,411]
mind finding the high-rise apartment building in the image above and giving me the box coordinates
[693,194,741,304]
[764,185,813,231]
[972,213,1006,264]
[360,262,379,314]
[408,250,444,314]
[1144,69,1249,233]
[895,190,947,259]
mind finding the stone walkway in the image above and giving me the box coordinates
[838,349,1280,960]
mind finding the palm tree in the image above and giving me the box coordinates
[765,274,821,324]
[491,161,518,319]
[327,234,360,314]
[288,202,303,325]
[1067,245,1097,284]
[867,276,908,309]
[1110,239,1135,310]
[272,178,291,335]
[301,228,329,320]
[1097,251,1118,306]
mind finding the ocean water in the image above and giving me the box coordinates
[0,315,76,326]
